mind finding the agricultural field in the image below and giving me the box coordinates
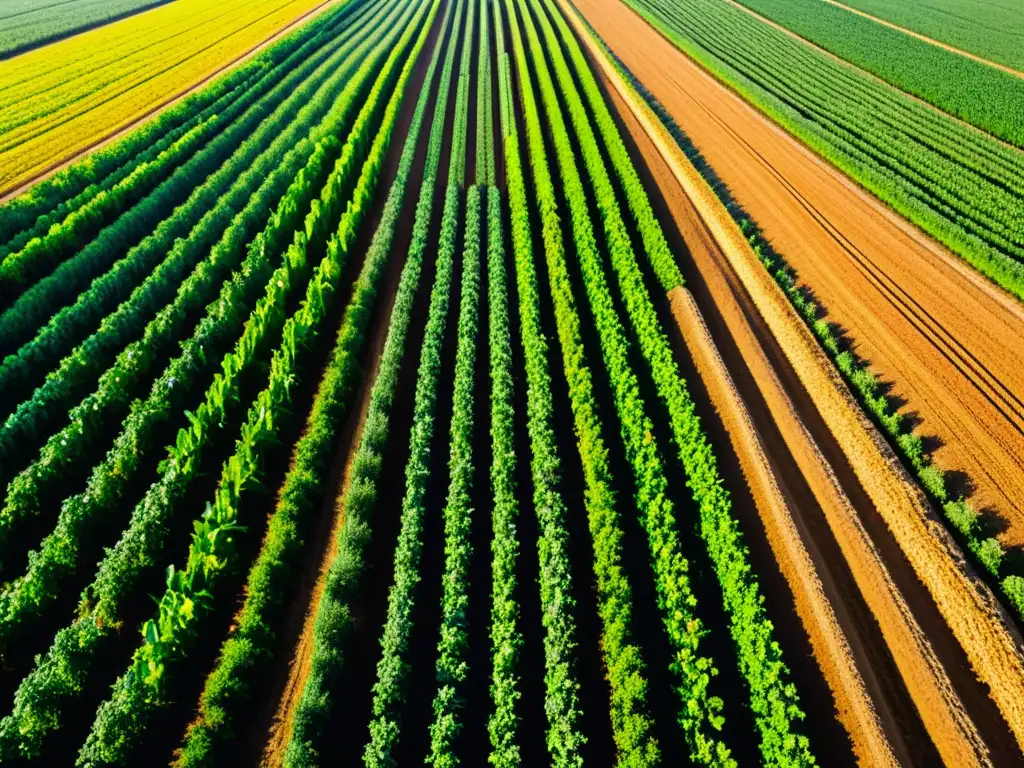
[0,0,333,192]
[837,0,1024,72]
[0,0,1022,765]
[0,0,170,57]
[731,0,1024,146]
[608,0,1024,303]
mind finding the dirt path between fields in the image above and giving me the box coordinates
[667,287,901,768]
[590,43,987,763]
[820,0,1024,80]
[254,6,448,763]
[561,0,1024,760]
[0,0,341,203]
[569,0,1024,543]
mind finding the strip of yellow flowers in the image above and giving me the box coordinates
[0,0,336,192]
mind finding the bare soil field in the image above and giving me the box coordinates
[571,0,1024,548]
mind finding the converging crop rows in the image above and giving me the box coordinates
[0,0,1021,765]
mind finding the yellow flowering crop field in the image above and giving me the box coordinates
[0,0,332,192]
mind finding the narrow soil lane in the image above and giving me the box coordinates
[571,0,1024,544]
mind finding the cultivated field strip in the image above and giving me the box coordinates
[561,1,1024,757]
[0,0,170,58]
[0,0,1021,764]
[616,0,1024,302]
[732,0,1024,146]
[0,0,333,191]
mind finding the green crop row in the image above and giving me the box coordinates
[362,181,460,768]
[426,7,481,762]
[0,4,423,758]
[175,2,451,761]
[74,2,436,762]
[427,183,482,768]
[483,185,525,768]
[475,0,495,185]
[533,1,816,763]
[506,0,662,763]
[0,0,411,635]
[494,1,586,761]
[0,0,391,497]
[281,1,465,762]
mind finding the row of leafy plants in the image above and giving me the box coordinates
[426,181,482,768]
[363,0,475,759]
[281,0,465,762]
[504,0,662,762]
[493,3,587,761]
[427,4,487,764]
[478,2,526,764]
[74,1,439,762]
[174,1,453,761]
[0,0,361,250]
[483,184,525,768]
[0,3,427,759]
[0,0,392,495]
[531,0,816,763]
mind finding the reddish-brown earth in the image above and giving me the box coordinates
[571,0,1024,546]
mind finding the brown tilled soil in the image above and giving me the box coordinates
[571,0,1024,546]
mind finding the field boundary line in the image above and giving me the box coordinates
[819,0,1024,81]
[0,0,342,203]
[667,286,899,768]
[561,0,1024,752]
